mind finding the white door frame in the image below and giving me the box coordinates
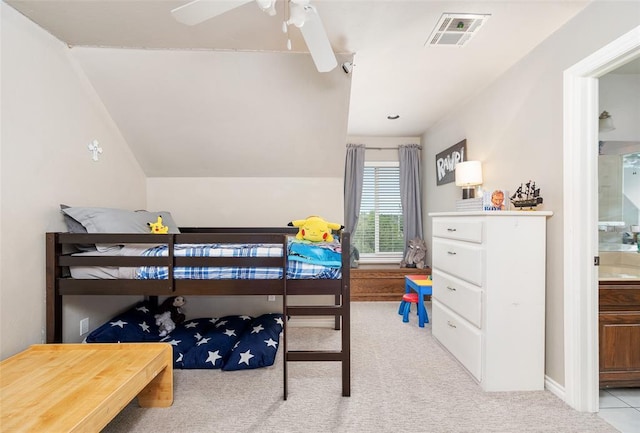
[563,25,640,412]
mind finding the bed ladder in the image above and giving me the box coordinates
[282,233,351,400]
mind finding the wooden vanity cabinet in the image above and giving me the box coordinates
[599,282,640,388]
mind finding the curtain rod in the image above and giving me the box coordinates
[362,145,422,150]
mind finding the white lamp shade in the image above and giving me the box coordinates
[599,115,615,132]
[455,161,483,186]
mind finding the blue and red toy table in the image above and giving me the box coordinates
[404,274,432,327]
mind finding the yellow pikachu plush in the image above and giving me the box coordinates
[148,215,169,234]
[289,216,343,242]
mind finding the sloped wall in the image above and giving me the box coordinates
[70,47,353,179]
[0,3,147,358]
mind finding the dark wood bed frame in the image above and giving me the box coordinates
[45,227,351,399]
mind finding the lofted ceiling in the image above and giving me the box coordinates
[4,0,591,177]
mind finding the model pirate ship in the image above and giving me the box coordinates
[510,181,543,209]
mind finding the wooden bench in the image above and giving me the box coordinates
[0,343,172,432]
[350,265,431,301]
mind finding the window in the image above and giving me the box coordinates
[353,162,404,263]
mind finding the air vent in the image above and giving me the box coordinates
[426,13,490,47]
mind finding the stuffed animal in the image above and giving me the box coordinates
[400,238,428,269]
[288,216,343,242]
[148,216,169,234]
[350,245,360,268]
[157,296,186,326]
[154,311,175,337]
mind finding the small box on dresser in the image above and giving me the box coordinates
[429,211,552,391]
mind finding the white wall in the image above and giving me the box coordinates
[147,177,344,227]
[421,1,640,387]
[599,74,640,142]
[0,3,147,358]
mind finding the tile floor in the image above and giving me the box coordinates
[598,388,640,432]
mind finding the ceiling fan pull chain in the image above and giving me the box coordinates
[283,21,291,49]
[284,0,291,50]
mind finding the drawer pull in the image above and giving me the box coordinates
[447,286,457,291]
[447,321,457,328]
[447,228,457,232]
[447,251,457,255]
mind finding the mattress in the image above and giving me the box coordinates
[69,238,342,280]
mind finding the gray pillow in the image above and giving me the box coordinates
[60,206,180,252]
[60,204,88,233]
[60,204,95,252]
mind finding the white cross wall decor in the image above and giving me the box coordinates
[88,139,103,161]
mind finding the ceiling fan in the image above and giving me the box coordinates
[171,0,338,73]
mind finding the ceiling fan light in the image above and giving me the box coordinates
[288,3,307,27]
[256,0,276,16]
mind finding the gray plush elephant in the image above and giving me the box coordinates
[400,238,427,269]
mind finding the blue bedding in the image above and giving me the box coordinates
[136,237,342,280]
[287,238,342,267]
[85,301,284,370]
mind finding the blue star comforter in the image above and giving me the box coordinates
[85,301,285,371]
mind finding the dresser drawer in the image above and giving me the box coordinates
[432,238,484,286]
[433,219,483,244]
[432,269,482,328]
[432,300,482,381]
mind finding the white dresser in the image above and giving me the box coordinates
[429,211,552,391]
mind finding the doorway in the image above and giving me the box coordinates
[563,25,640,412]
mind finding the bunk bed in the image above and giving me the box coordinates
[45,227,351,399]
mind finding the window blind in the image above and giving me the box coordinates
[353,165,404,260]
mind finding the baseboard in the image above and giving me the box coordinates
[287,316,335,328]
[545,374,565,401]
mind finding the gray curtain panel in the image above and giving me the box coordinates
[344,144,365,233]
[399,144,424,252]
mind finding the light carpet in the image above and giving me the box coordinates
[103,301,616,433]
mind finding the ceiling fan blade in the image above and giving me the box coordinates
[298,7,337,73]
[171,0,252,26]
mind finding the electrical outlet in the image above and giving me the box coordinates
[80,318,89,335]
[267,295,276,302]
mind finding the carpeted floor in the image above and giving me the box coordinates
[103,302,617,433]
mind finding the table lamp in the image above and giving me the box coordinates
[455,161,483,199]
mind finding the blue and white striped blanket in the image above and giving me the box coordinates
[136,241,341,280]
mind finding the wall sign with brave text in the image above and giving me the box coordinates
[435,139,467,186]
